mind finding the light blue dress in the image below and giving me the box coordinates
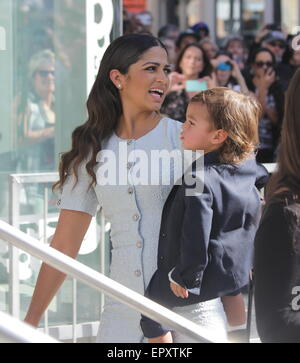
[59,117,227,343]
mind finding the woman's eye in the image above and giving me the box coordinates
[164,68,171,74]
[189,120,194,125]
[146,66,156,71]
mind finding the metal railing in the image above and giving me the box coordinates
[2,163,277,343]
[0,311,59,343]
[7,172,106,342]
[0,220,223,343]
[262,163,277,174]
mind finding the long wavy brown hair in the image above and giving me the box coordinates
[266,68,300,199]
[53,34,167,190]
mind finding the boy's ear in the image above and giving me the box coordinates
[212,129,228,145]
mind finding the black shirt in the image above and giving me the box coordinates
[254,192,300,343]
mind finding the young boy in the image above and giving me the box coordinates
[140,88,269,343]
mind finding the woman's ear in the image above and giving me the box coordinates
[110,69,123,90]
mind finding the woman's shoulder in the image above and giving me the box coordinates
[261,192,300,229]
[161,116,182,127]
[159,117,183,150]
[160,116,182,135]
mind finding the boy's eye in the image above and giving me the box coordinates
[164,68,171,74]
[189,120,195,125]
[146,66,156,71]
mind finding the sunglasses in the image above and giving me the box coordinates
[255,61,274,68]
[37,70,55,77]
[269,41,286,49]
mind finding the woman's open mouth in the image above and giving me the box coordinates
[149,88,165,101]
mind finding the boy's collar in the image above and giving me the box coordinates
[187,150,220,175]
[204,150,220,165]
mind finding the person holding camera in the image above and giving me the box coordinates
[213,52,248,93]
[161,43,215,123]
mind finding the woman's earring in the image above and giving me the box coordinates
[117,84,122,90]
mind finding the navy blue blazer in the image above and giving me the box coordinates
[145,151,269,308]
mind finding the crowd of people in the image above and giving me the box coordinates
[124,9,300,164]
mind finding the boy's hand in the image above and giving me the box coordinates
[170,282,189,299]
[148,332,173,343]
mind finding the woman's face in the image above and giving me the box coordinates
[202,42,217,60]
[121,46,171,112]
[227,40,244,58]
[33,60,55,99]
[215,55,232,86]
[252,51,274,78]
[179,46,204,79]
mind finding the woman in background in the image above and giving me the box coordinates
[161,43,215,122]
[254,68,300,343]
[17,49,56,172]
[245,48,284,163]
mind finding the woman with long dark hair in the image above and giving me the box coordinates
[254,68,300,343]
[161,43,215,122]
[24,34,226,343]
[245,48,285,163]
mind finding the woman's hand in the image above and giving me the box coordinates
[255,26,270,44]
[168,71,186,93]
[201,74,217,89]
[263,68,276,89]
[254,69,275,91]
[170,282,189,299]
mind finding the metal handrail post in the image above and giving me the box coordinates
[8,175,20,317]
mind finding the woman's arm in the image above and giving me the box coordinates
[254,71,279,124]
[24,209,92,327]
[254,202,300,342]
[230,60,249,94]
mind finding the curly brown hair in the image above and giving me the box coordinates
[190,87,261,164]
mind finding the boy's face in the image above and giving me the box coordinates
[181,102,227,152]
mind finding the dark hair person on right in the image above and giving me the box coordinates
[254,68,300,343]
[245,47,285,163]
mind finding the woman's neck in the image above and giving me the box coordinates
[185,74,199,80]
[115,110,160,139]
[39,92,54,108]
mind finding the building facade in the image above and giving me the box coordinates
[144,0,300,42]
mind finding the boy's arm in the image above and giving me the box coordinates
[170,184,213,292]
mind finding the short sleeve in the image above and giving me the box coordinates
[58,162,99,216]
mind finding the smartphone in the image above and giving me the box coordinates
[185,80,208,92]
